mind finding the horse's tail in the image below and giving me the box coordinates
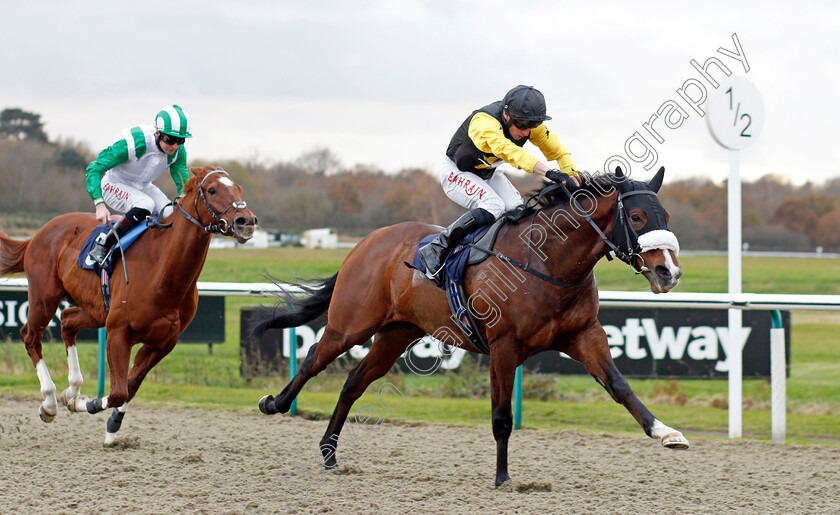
[0,231,29,276]
[251,273,339,337]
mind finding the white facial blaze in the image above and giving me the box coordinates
[219,177,234,187]
[663,248,681,279]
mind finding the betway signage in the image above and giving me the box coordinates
[240,308,790,378]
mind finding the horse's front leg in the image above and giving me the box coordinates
[489,343,520,487]
[566,323,689,449]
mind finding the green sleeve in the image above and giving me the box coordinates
[168,147,189,196]
[85,140,129,201]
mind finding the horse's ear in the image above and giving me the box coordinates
[614,166,632,192]
[648,166,665,193]
[188,166,199,177]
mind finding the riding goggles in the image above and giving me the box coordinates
[510,118,542,130]
[160,133,186,146]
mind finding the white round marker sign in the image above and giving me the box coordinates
[707,75,764,150]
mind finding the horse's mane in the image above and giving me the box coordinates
[505,171,617,221]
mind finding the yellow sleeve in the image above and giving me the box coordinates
[467,112,540,173]
[528,125,579,176]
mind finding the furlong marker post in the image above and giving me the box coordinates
[706,75,765,438]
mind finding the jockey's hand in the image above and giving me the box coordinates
[95,203,111,225]
[545,169,579,187]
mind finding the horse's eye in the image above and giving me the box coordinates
[631,214,642,222]
[208,187,216,195]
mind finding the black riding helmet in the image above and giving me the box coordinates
[502,85,552,122]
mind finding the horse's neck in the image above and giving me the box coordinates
[148,213,212,294]
[517,192,617,278]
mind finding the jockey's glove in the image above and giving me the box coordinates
[545,169,572,185]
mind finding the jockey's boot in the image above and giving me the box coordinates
[418,207,494,287]
[88,207,150,266]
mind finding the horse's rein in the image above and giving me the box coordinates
[176,170,247,236]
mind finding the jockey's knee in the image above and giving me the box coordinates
[478,198,506,219]
[130,200,155,218]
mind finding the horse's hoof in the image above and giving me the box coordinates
[104,432,117,446]
[258,395,276,415]
[39,406,56,423]
[495,474,512,488]
[661,432,690,449]
[60,390,73,407]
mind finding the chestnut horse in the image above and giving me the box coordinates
[0,165,257,443]
[255,167,688,487]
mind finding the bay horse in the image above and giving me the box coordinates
[0,165,257,443]
[255,167,688,487]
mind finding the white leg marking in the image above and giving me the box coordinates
[101,396,109,409]
[67,346,83,393]
[61,346,84,406]
[70,395,91,412]
[651,419,690,449]
[36,360,57,416]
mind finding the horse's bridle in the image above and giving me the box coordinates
[176,170,248,236]
[516,180,655,277]
[562,182,655,274]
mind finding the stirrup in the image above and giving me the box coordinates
[424,261,447,286]
[145,216,172,229]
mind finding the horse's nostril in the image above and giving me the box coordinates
[656,265,671,279]
[235,217,249,226]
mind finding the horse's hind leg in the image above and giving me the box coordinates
[317,323,422,469]
[58,307,102,408]
[566,324,689,449]
[259,325,378,415]
[20,294,64,423]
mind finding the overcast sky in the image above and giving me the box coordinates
[2,1,838,185]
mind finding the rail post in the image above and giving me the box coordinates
[97,327,106,398]
[513,365,523,430]
[770,310,786,443]
[289,327,298,417]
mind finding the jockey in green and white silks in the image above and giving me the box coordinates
[85,104,192,265]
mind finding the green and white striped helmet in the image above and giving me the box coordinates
[154,104,192,138]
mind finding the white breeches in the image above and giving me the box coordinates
[101,174,173,217]
[438,157,523,219]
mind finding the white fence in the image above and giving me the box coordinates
[3,277,839,442]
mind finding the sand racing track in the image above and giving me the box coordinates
[0,396,838,514]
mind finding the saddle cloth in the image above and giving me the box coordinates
[77,221,151,276]
[409,216,507,286]
[408,217,508,354]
